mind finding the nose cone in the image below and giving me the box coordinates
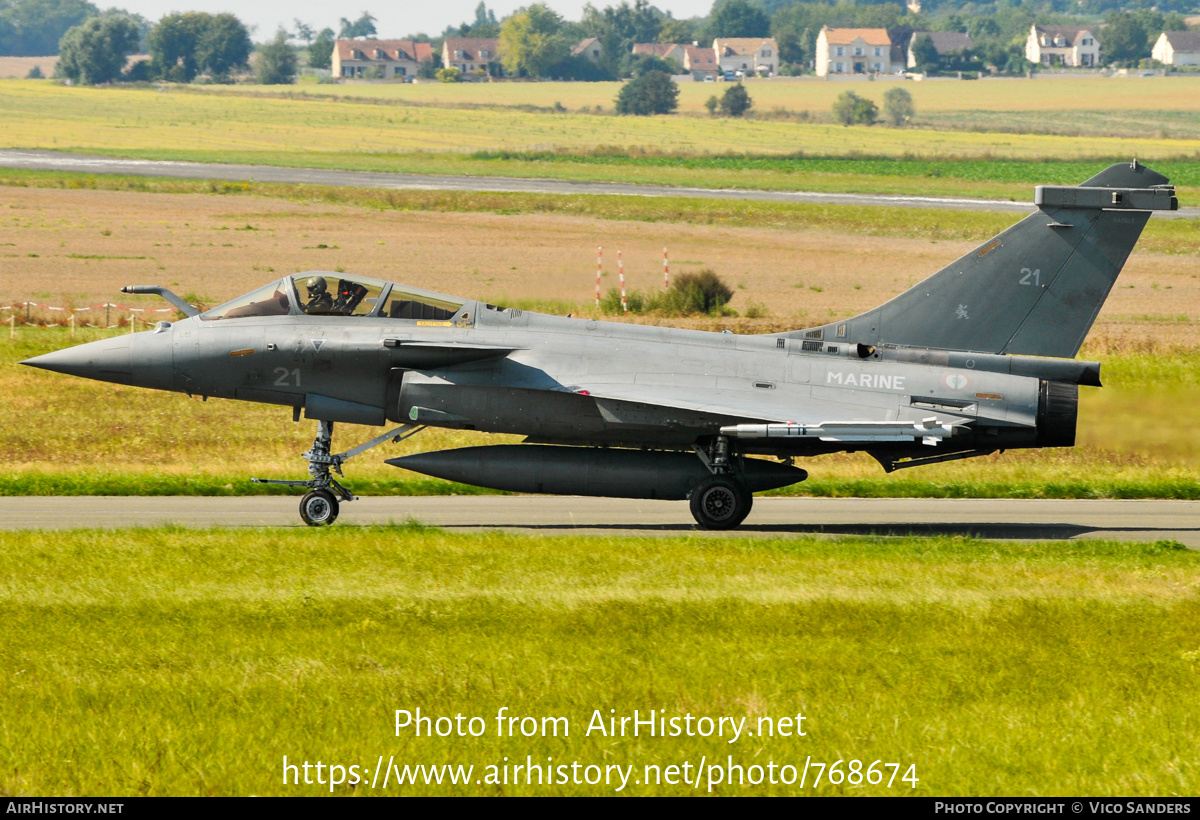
[23,336,132,379]
[21,330,174,391]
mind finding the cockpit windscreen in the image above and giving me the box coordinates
[200,281,290,321]
[199,274,469,323]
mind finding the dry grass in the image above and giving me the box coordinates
[0,57,56,79]
[3,185,1198,344]
[4,80,1200,161]
[255,74,1200,117]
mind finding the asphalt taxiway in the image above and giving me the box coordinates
[2,497,1197,546]
[3,149,1196,218]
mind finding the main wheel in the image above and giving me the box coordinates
[689,475,752,530]
[299,489,339,526]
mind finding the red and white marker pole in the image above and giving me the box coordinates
[663,247,669,289]
[596,246,602,308]
[618,250,626,314]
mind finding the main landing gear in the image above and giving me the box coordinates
[689,435,753,530]
[252,419,424,526]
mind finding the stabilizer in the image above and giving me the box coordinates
[787,162,1177,359]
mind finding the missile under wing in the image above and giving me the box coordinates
[21,162,1178,528]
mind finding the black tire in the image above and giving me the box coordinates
[299,489,339,526]
[689,475,752,530]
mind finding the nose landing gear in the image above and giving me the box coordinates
[252,419,424,526]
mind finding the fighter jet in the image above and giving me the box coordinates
[22,162,1177,528]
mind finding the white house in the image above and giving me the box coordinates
[711,38,778,76]
[333,40,433,80]
[1152,30,1200,66]
[815,27,892,76]
[1025,25,1099,67]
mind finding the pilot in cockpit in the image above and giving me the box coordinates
[304,276,334,313]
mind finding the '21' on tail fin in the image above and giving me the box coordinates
[789,162,1177,358]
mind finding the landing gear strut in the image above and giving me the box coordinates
[689,435,753,530]
[252,419,424,526]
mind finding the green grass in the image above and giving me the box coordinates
[468,150,1200,190]
[1,527,1197,795]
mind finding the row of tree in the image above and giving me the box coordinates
[611,69,917,128]
[31,0,1200,87]
[614,70,754,115]
[832,87,914,125]
[1,0,107,56]
[56,11,303,85]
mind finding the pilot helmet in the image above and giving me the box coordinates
[305,276,327,296]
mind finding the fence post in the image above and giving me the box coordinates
[618,251,626,314]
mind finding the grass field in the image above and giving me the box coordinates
[2,179,1198,316]
[228,74,1200,125]
[4,80,1200,204]
[1,526,1197,796]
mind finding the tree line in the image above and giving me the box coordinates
[52,11,303,85]
[21,0,1200,87]
[348,0,1200,82]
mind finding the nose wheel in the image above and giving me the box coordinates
[252,419,424,526]
[299,489,339,526]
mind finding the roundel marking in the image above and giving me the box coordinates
[943,373,971,391]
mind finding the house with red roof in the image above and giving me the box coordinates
[333,40,432,80]
[683,45,719,80]
[442,38,500,80]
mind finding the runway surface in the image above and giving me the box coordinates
[3,497,1198,546]
[4,149,1196,218]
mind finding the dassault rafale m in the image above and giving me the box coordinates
[22,162,1177,528]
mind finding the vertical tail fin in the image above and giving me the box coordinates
[790,162,1176,358]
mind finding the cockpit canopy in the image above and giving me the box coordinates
[200,273,467,322]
